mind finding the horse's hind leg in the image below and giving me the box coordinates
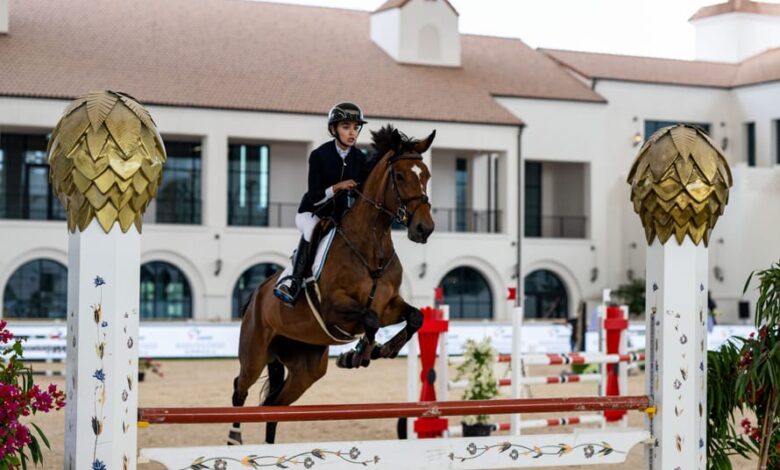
[373,296,423,360]
[264,342,329,444]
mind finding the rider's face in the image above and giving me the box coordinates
[335,121,361,147]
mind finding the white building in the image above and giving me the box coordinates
[0,0,778,324]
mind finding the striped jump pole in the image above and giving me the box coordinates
[449,373,602,390]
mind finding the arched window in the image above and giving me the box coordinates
[232,263,282,318]
[438,267,493,319]
[140,261,192,320]
[3,259,67,319]
[524,269,568,319]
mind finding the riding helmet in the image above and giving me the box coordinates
[327,102,368,128]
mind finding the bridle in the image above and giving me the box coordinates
[352,153,431,227]
[336,151,431,311]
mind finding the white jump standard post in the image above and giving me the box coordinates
[49,91,167,470]
[627,124,732,470]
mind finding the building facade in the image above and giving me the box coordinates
[1,0,779,324]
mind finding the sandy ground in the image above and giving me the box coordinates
[27,359,756,469]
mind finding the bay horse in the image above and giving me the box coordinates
[229,125,435,445]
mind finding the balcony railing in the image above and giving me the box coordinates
[431,208,502,233]
[228,202,299,228]
[527,215,587,239]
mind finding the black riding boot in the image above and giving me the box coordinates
[273,237,310,305]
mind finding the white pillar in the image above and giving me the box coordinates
[64,221,140,470]
[645,239,708,469]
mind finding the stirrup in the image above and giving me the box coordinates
[273,276,301,304]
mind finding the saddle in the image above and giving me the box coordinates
[302,218,362,343]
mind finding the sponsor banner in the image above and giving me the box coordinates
[5,321,754,360]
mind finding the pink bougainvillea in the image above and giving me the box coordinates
[0,319,66,468]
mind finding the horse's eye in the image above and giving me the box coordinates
[395,172,404,181]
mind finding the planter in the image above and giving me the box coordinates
[461,422,493,437]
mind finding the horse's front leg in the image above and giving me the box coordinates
[329,290,379,369]
[372,296,423,360]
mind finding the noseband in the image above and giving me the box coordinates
[354,153,431,226]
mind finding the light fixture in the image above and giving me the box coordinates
[721,137,728,151]
[590,245,598,282]
[632,132,643,147]
[418,262,427,279]
[713,238,725,282]
[627,242,637,281]
[213,233,222,276]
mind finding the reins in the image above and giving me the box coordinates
[338,152,430,309]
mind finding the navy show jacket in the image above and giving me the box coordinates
[297,140,367,222]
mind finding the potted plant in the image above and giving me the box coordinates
[708,260,780,469]
[138,357,163,382]
[454,337,499,436]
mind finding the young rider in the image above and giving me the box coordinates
[273,102,368,305]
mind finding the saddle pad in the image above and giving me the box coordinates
[310,227,336,282]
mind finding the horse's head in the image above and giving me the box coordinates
[369,125,435,243]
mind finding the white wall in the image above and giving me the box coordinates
[693,13,780,63]
[268,141,308,204]
[731,82,780,168]
[0,97,519,321]
[371,0,460,67]
[0,0,8,34]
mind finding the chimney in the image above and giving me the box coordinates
[0,0,8,34]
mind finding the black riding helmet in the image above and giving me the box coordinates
[328,102,367,134]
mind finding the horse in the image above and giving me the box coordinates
[229,125,436,445]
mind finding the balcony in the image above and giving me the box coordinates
[431,207,502,233]
[227,202,299,228]
[527,215,587,239]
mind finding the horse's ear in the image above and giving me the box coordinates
[414,130,436,154]
[390,128,402,153]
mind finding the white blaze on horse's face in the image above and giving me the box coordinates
[412,164,426,194]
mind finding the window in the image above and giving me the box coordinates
[3,259,67,319]
[524,162,542,237]
[644,120,711,138]
[139,261,192,319]
[156,141,201,224]
[524,269,568,319]
[228,144,270,226]
[775,120,780,165]
[438,267,493,319]
[232,263,283,318]
[455,158,468,232]
[746,122,756,167]
[0,133,66,221]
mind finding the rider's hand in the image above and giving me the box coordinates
[333,179,357,192]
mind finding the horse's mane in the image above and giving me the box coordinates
[361,125,420,181]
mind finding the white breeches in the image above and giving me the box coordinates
[295,212,320,242]
[277,212,320,284]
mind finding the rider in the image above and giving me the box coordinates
[273,102,368,305]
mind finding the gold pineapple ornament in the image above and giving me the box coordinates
[627,124,732,246]
[47,90,166,233]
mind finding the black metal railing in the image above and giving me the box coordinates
[228,202,300,228]
[526,215,587,239]
[431,208,502,233]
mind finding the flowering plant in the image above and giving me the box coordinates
[708,260,780,469]
[454,338,499,425]
[0,319,66,469]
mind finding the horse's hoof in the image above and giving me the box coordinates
[227,431,243,446]
[336,352,354,369]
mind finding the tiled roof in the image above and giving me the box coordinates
[690,0,780,21]
[0,0,607,126]
[542,48,780,88]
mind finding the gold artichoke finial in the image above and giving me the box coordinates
[47,90,166,233]
[627,124,732,246]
